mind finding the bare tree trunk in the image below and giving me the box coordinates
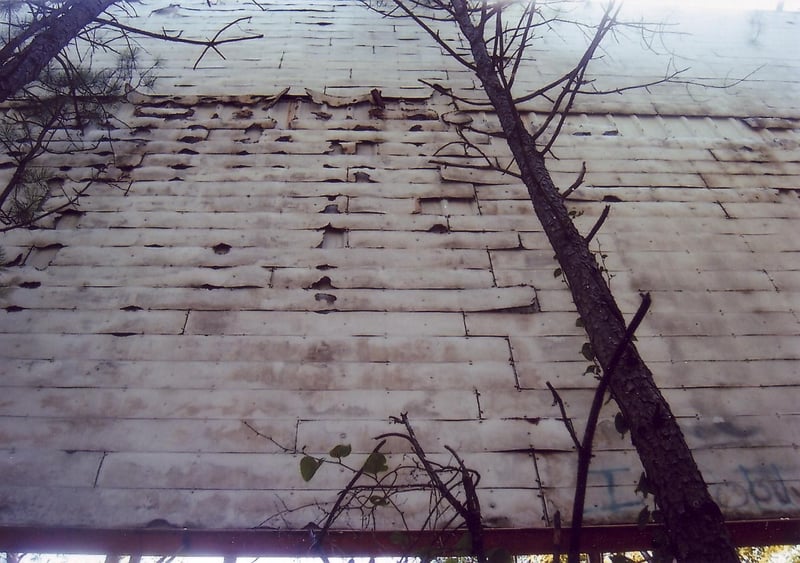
[448,1,739,561]
[0,0,117,103]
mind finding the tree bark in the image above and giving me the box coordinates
[448,1,739,561]
[0,0,117,103]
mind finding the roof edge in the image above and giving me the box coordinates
[1,520,798,556]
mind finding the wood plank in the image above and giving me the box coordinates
[112,180,477,199]
[0,417,297,454]
[1,286,537,312]
[538,446,800,522]
[479,386,800,420]
[0,388,480,420]
[0,228,324,249]
[296,418,573,454]
[47,247,490,269]
[269,267,496,290]
[347,230,520,250]
[0,310,186,335]
[74,211,450,232]
[615,269,775,292]
[0,334,511,362]
[465,312,583,337]
[0,485,543,529]
[10,264,495,291]
[95,450,538,490]
[183,311,466,336]
[0,450,103,487]
[0,359,516,391]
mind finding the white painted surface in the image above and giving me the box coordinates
[0,0,798,533]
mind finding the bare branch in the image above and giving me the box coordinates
[507,3,537,91]
[568,292,652,563]
[377,413,488,562]
[377,414,471,522]
[578,63,764,96]
[534,4,622,154]
[92,16,264,70]
[584,203,610,244]
[561,161,586,199]
[432,125,521,179]
[419,78,493,106]
[445,444,485,562]
[546,382,581,450]
[242,420,296,453]
[365,0,477,71]
[311,439,388,559]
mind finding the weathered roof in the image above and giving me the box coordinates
[0,0,799,550]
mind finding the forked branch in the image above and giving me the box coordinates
[93,16,264,70]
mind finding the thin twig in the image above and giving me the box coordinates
[94,15,262,52]
[445,444,486,563]
[539,5,622,155]
[507,4,537,91]
[192,17,261,70]
[419,78,493,106]
[585,203,610,243]
[311,439,388,560]
[546,382,581,450]
[561,161,586,199]
[378,0,477,71]
[242,420,296,453]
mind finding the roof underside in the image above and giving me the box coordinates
[0,0,799,553]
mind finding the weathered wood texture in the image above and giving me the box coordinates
[0,0,798,533]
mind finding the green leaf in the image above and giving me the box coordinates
[361,451,388,475]
[300,455,322,482]
[487,547,513,563]
[553,267,562,278]
[614,412,629,436]
[580,342,594,361]
[329,444,352,459]
[575,317,584,328]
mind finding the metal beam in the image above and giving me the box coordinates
[0,520,798,557]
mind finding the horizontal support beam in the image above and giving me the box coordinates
[1,520,799,557]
